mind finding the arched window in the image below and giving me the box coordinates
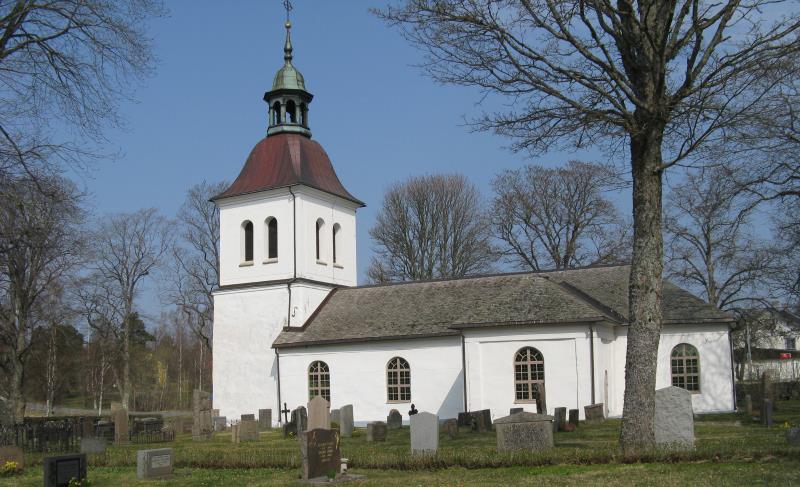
[514,347,545,410]
[300,103,307,126]
[272,101,281,125]
[241,221,254,263]
[315,218,325,261]
[308,361,330,401]
[286,100,297,123]
[387,357,411,402]
[332,223,341,264]
[265,217,278,260]
[671,343,700,392]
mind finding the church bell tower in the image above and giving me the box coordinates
[211,12,364,422]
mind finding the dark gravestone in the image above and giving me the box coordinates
[568,409,579,427]
[457,411,471,427]
[584,403,605,422]
[762,399,773,427]
[0,445,24,469]
[43,453,87,487]
[294,406,308,434]
[136,448,172,480]
[80,417,94,438]
[300,429,341,480]
[387,409,402,429]
[473,409,492,432]
[443,418,458,439]
[553,407,567,432]
[113,407,129,445]
[259,409,272,430]
[366,421,387,442]
[745,394,753,416]
[241,413,255,422]
[510,408,523,415]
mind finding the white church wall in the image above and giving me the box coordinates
[609,324,734,416]
[212,284,288,422]
[463,324,594,421]
[278,336,464,424]
[287,283,334,327]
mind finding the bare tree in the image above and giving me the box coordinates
[492,160,629,270]
[80,208,171,410]
[377,1,800,451]
[0,174,84,422]
[665,167,778,310]
[171,181,226,350]
[368,173,494,283]
[0,0,165,182]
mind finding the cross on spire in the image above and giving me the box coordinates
[282,0,293,22]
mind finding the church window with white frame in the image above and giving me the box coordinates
[241,220,254,263]
[671,343,700,392]
[514,347,545,406]
[386,357,411,402]
[308,361,330,401]
[265,217,278,260]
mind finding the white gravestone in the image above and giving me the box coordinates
[410,412,439,454]
[654,386,695,450]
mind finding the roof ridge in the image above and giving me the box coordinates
[542,276,627,323]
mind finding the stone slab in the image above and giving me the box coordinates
[443,418,458,439]
[43,453,87,487]
[654,386,694,450]
[330,409,341,425]
[239,419,260,441]
[308,396,331,431]
[509,408,523,415]
[568,409,579,426]
[300,428,341,480]
[387,409,402,429]
[113,407,129,445]
[787,428,800,446]
[410,412,439,454]
[762,399,773,428]
[553,407,567,432]
[259,409,272,430]
[192,389,213,441]
[0,445,24,469]
[80,438,107,455]
[213,416,227,431]
[339,405,353,438]
[241,413,255,422]
[584,403,605,422]
[366,421,387,442]
[494,412,554,452]
[136,448,172,480]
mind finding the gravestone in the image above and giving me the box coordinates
[212,416,227,431]
[307,396,331,431]
[230,423,240,443]
[330,409,341,425]
[300,428,341,480]
[471,409,492,432]
[169,417,184,435]
[136,448,172,480]
[241,413,255,422]
[366,421,387,442]
[258,409,272,430]
[339,405,354,438]
[568,409,579,427]
[494,412,554,452]
[443,419,458,439]
[0,397,11,427]
[113,407,129,445]
[457,411,471,427]
[192,389,213,441]
[762,399,773,428]
[654,386,694,450]
[584,403,605,422]
[80,417,94,438]
[553,407,567,432]
[787,428,800,446]
[293,406,308,434]
[387,409,402,429]
[410,412,439,454]
[80,438,107,455]
[0,445,24,469]
[745,394,753,416]
[239,419,259,441]
[509,407,523,415]
[43,453,87,487]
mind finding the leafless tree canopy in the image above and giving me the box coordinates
[0,0,165,180]
[368,173,495,283]
[665,167,777,310]
[377,0,800,451]
[171,180,226,350]
[492,160,629,270]
[0,173,84,421]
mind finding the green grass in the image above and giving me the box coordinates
[2,401,798,486]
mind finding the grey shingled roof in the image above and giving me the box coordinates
[273,264,733,348]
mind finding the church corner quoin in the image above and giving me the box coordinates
[210,17,736,427]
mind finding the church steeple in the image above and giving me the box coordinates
[264,17,313,138]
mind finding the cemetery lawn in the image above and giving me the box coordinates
[4,400,799,486]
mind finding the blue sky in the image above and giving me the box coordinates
[81,1,629,316]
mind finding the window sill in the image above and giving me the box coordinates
[239,261,254,267]
[387,400,411,404]
[316,260,328,266]
[514,400,538,404]
[333,263,344,269]
[263,258,278,265]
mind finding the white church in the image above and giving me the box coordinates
[211,21,735,425]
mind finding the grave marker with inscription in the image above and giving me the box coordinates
[300,428,341,480]
[654,386,695,450]
[136,448,173,480]
[308,396,331,430]
[410,412,439,454]
[0,446,23,469]
[258,409,272,430]
[387,409,402,429]
[43,453,87,487]
[494,412,554,452]
[339,405,353,438]
[366,421,387,442]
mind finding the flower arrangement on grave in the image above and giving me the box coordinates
[781,421,796,429]
[1,460,21,477]
[68,477,92,487]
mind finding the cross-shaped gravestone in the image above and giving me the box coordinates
[281,402,291,424]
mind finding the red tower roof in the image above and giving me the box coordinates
[214,133,364,206]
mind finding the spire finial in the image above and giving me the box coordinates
[282,0,294,63]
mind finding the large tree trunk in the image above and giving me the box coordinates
[121,313,131,410]
[620,126,665,454]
